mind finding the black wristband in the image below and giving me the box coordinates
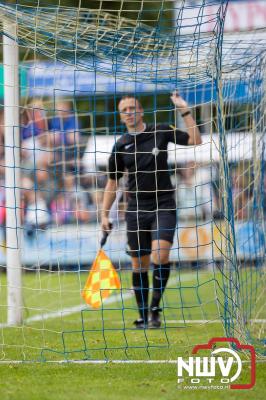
[181,110,191,118]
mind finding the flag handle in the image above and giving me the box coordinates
[100,222,113,248]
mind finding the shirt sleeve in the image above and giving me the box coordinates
[108,145,125,181]
[160,124,189,145]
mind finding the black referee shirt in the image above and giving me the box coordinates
[108,124,189,207]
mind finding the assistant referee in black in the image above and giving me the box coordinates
[101,92,202,328]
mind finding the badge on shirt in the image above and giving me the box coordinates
[152,147,160,156]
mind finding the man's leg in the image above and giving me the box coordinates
[149,240,172,327]
[131,255,150,326]
[126,210,152,327]
[149,207,176,327]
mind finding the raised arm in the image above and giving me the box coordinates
[101,178,118,232]
[170,91,202,146]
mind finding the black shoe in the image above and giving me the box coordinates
[133,318,148,329]
[149,307,162,329]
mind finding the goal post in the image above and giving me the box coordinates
[3,21,22,326]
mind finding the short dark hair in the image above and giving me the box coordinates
[119,95,135,101]
[118,96,143,109]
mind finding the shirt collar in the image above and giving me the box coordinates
[128,123,146,136]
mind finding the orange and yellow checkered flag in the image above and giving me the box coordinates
[81,249,121,308]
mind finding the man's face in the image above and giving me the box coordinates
[118,97,143,130]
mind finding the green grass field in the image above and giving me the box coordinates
[0,269,225,361]
[0,362,265,400]
[0,268,265,399]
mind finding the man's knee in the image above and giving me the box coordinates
[151,240,171,265]
[152,253,169,265]
[131,255,150,272]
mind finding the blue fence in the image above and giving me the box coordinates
[0,221,264,268]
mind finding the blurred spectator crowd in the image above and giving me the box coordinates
[0,99,104,230]
[0,99,257,232]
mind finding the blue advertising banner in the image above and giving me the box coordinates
[25,62,169,97]
[0,61,261,104]
[0,221,264,268]
[26,62,261,104]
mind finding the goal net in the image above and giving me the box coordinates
[0,0,265,362]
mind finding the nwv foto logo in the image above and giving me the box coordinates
[177,337,256,390]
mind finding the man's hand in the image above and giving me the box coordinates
[101,215,112,233]
[170,91,189,112]
[170,90,202,146]
[100,215,113,247]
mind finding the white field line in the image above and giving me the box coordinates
[0,292,133,329]
[166,319,266,324]
[1,273,265,328]
[0,275,180,328]
[0,359,265,365]
[1,297,265,329]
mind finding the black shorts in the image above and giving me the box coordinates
[125,201,177,257]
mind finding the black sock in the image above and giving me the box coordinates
[132,272,149,322]
[150,263,171,311]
